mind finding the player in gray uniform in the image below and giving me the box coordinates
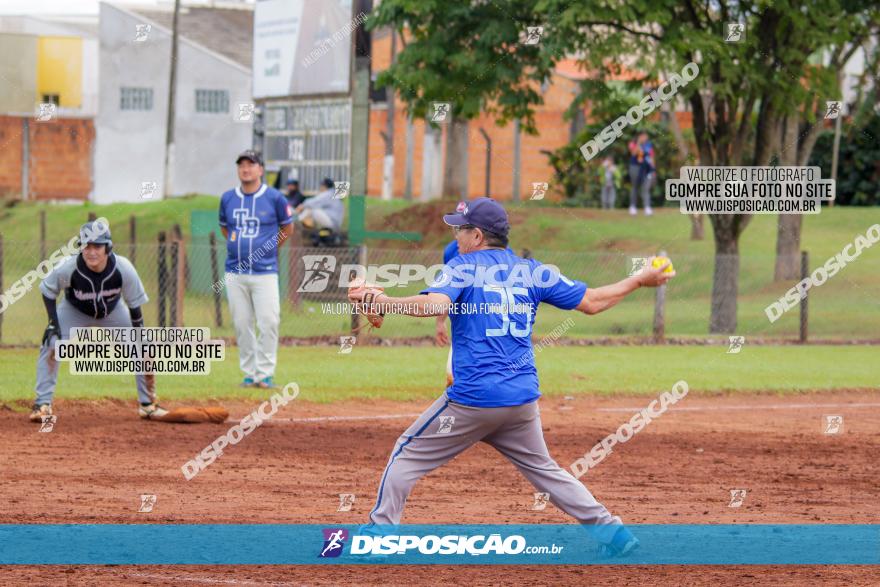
[349,198,675,557]
[29,221,167,422]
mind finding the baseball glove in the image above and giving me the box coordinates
[348,278,385,330]
[152,406,229,424]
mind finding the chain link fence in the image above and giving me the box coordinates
[1,236,878,345]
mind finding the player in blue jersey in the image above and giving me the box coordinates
[219,150,293,389]
[435,201,516,386]
[349,197,675,557]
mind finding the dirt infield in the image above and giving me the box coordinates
[1,390,877,585]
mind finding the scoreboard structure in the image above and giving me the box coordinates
[252,0,366,196]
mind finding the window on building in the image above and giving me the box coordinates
[369,73,387,103]
[120,87,153,111]
[41,94,60,105]
[195,89,229,113]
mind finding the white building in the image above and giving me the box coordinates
[95,2,253,203]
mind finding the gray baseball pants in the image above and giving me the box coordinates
[367,393,623,538]
[628,164,652,209]
[601,185,617,209]
[34,300,153,406]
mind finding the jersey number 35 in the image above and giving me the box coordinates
[483,285,532,338]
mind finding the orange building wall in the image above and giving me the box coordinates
[0,117,24,199]
[365,32,691,201]
[0,116,93,201]
[29,118,94,201]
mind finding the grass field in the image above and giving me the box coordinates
[0,199,878,343]
[0,345,875,405]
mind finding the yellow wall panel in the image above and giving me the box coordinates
[37,36,82,108]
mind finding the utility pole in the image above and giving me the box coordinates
[349,0,373,198]
[162,0,181,200]
[512,119,521,202]
[380,29,396,201]
[404,112,413,200]
[829,103,843,208]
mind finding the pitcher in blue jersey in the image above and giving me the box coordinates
[349,197,676,557]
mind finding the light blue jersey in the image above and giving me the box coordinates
[423,248,586,407]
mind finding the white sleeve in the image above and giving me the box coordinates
[115,256,149,308]
[39,255,77,300]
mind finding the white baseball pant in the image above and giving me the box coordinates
[225,272,280,381]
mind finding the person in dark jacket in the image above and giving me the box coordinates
[285,179,306,209]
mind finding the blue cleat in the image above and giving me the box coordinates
[257,377,278,389]
[597,526,640,559]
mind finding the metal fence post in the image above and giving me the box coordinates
[351,244,367,336]
[288,227,303,309]
[176,235,186,326]
[129,215,137,264]
[157,232,167,327]
[173,223,189,288]
[653,250,667,342]
[170,239,179,326]
[209,231,222,327]
[39,210,46,260]
[800,251,809,343]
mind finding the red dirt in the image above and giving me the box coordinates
[1,390,877,585]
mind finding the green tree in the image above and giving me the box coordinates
[370,0,879,332]
[810,112,880,206]
[368,0,556,199]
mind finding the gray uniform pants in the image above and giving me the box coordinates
[601,185,617,209]
[34,300,152,406]
[368,394,623,538]
[628,164,652,209]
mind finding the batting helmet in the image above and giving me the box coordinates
[78,220,113,253]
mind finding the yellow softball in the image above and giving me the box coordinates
[652,256,675,274]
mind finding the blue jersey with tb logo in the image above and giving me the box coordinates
[219,184,293,274]
[423,248,587,407]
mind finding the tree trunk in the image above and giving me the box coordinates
[667,98,703,240]
[691,214,704,240]
[774,114,803,280]
[753,99,781,166]
[774,214,802,280]
[690,92,743,332]
[442,118,469,199]
[709,216,740,333]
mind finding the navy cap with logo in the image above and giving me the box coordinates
[443,197,510,236]
[236,149,263,166]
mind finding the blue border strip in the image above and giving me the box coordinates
[0,525,876,565]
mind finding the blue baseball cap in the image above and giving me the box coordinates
[443,197,510,236]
